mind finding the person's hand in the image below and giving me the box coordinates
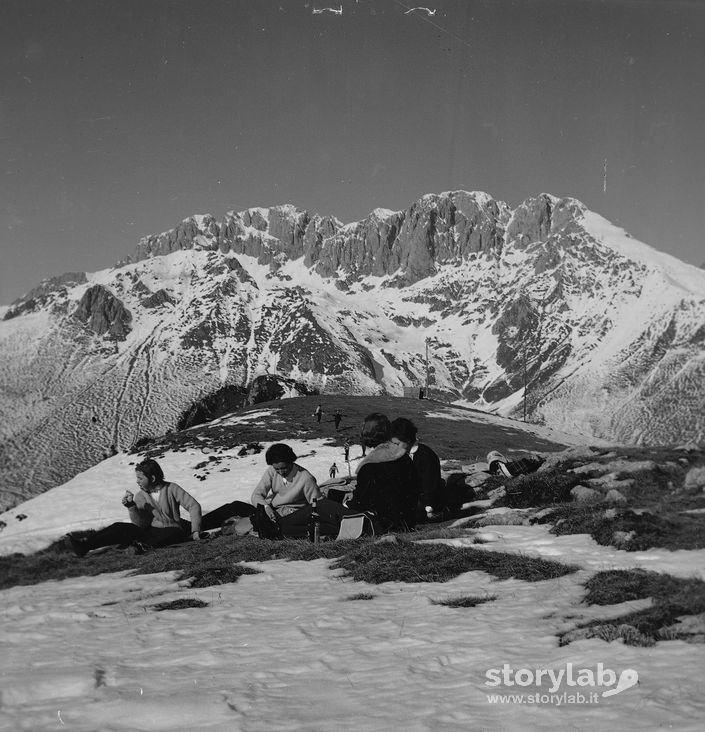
[122,490,135,507]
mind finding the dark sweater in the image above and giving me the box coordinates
[410,442,444,511]
[353,442,420,531]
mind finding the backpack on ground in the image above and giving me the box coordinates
[336,512,376,540]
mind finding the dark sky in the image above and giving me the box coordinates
[1,0,703,303]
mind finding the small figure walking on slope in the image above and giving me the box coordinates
[334,409,343,430]
[314,404,322,423]
[329,462,338,479]
[343,439,350,462]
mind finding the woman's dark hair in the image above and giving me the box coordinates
[390,417,417,445]
[265,443,297,465]
[135,458,164,486]
[361,413,391,448]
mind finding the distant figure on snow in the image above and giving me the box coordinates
[343,440,351,462]
[334,409,343,430]
[314,404,322,423]
[329,462,338,478]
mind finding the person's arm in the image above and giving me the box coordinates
[251,468,273,506]
[127,493,154,528]
[170,483,202,537]
[415,450,437,503]
[351,465,374,511]
[301,471,322,504]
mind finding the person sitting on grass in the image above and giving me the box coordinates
[255,416,421,539]
[67,458,202,557]
[299,413,422,537]
[250,443,322,538]
[390,417,446,522]
[352,412,421,532]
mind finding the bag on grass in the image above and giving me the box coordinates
[336,512,376,540]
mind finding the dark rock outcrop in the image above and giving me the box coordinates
[141,289,176,308]
[135,215,220,260]
[176,385,249,430]
[505,194,554,246]
[176,376,318,431]
[73,285,132,339]
[246,374,318,405]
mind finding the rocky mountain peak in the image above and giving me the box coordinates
[128,190,520,287]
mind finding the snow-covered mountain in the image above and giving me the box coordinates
[1,191,704,509]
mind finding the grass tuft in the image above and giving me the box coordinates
[183,563,259,588]
[345,592,376,601]
[560,569,705,646]
[332,539,577,584]
[497,471,584,508]
[431,594,496,608]
[151,598,209,611]
[551,507,705,551]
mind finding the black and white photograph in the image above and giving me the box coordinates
[1,1,704,729]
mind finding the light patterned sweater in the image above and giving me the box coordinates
[250,464,321,510]
[128,482,202,533]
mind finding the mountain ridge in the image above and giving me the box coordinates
[1,190,703,510]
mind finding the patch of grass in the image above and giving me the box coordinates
[560,569,705,646]
[130,394,572,467]
[0,534,363,591]
[184,563,259,587]
[551,506,705,551]
[332,539,578,584]
[497,470,584,508]
[0,533,577,592]
[151,598,209,611]
[409,525,476,541]
[345,592,376,601]
[560,623,657,647]
[583,568,695,605]
[431,594,496,608]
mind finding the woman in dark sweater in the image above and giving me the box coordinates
[351,413,420,532]
[390,417,445,521]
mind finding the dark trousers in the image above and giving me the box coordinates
[277,498,360,539]
[199,501,255,531]
[85,522,186,550]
